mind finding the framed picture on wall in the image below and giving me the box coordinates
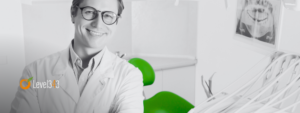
[235,0,283,51]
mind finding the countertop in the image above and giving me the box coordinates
[124,54,197,71]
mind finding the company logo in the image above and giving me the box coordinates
[20,77,33,90]
[20,77,59,90]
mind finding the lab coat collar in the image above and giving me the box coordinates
[52,46,114,78]
[51,46,116,104]
[52,48,69,76]
[69,40,104,72]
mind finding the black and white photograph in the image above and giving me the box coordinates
[236,0,282,46]
[1,0,300,113]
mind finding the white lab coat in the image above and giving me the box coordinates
[10,47,144,113]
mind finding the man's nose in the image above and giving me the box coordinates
[91,14,105,28]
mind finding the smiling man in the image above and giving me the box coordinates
[10,0,144,112]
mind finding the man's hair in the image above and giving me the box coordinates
[71,0,124,17]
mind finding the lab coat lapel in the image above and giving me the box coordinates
[75,47,116,113]
[52,48,80,104]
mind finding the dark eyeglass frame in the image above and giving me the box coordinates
[76,6,121,25]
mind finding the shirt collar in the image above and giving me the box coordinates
[69,40,106,72]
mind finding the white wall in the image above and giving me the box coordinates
[22,2,73,65]
[132,1,197,57]
[278,8,300,54]
[0,1,26,113]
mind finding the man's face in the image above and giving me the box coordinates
[72,0,118,49]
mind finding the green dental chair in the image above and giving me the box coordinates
[129,58,194,113]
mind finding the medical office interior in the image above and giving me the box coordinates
[1,0,300,112]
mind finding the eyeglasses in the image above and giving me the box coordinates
[76,6,121,25]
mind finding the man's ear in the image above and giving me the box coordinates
[71,16,75,24]
[71,6,77,23]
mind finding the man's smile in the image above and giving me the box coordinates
[86,28,105,37]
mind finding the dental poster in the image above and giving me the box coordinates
[236,0,282,46]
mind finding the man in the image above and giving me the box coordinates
[10,0,144,112]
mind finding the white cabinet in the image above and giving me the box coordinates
[130,0,198,106]
[144,66,195,105]
[143,70,163,99]
[162,66,195,104]
[125,55,197,104]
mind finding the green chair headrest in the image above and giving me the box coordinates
[129,58,155,86]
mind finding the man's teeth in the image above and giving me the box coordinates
[89,30,103,36]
